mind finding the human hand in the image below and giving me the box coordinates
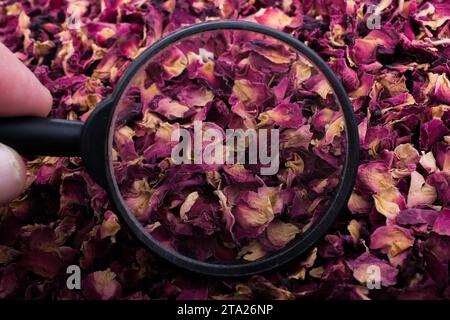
[0,42,52,204]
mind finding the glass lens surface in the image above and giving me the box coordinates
[110,29,347,264]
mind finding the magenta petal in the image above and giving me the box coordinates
[347,252,398,287]
[433,208,450,236]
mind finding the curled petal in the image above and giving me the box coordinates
[281,125,313,149]
[161,47,187,79]
[249,7,300,30]
[178,85,214,107]
[99,211,121,240]
[393,144,420,169]
[420,119,449,150]
[407,171,437,208]
[263,220,300,250]
[153,98,193,120]
[231,79,270,105]
[420,151,438,173]
[348,192,372,214]
[433,74,450,104]
[433,208,450,236]
[233,190,275,239]
[370,225,414,257]
[82,269,122,300]
[357,161,395,194]
[373,187,405,219]
[353,29,399,64]
[258,102,304,129]
[347,252,398,287]
[238,240,267,261]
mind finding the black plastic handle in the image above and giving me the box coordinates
[0,117,84,157]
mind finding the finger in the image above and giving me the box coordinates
[0,42,52,117]
[0,143,26,204]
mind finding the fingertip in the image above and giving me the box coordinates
[0,143,26,204]
[0,42,53,117]
[15,58,53,117]
[37,85,53,117]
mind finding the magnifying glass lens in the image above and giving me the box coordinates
[111,28,347,264]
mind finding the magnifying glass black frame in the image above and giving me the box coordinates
[0,20,359,277]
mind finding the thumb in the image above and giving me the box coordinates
[0,143,26,204]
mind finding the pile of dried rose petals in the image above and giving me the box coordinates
[112,29,345,262]
[0,0,449,300]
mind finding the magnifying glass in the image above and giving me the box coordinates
[0,21,359,277]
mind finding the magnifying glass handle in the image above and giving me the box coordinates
[0,99,112,188]
[0,117,84,157]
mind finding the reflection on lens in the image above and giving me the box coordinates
[111,29,346,263]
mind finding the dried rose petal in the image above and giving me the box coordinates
[370,225,414,258]
[433,208,450,236]
[1,0,448,300]
[347,252,398,287]
[82,269,122,300]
